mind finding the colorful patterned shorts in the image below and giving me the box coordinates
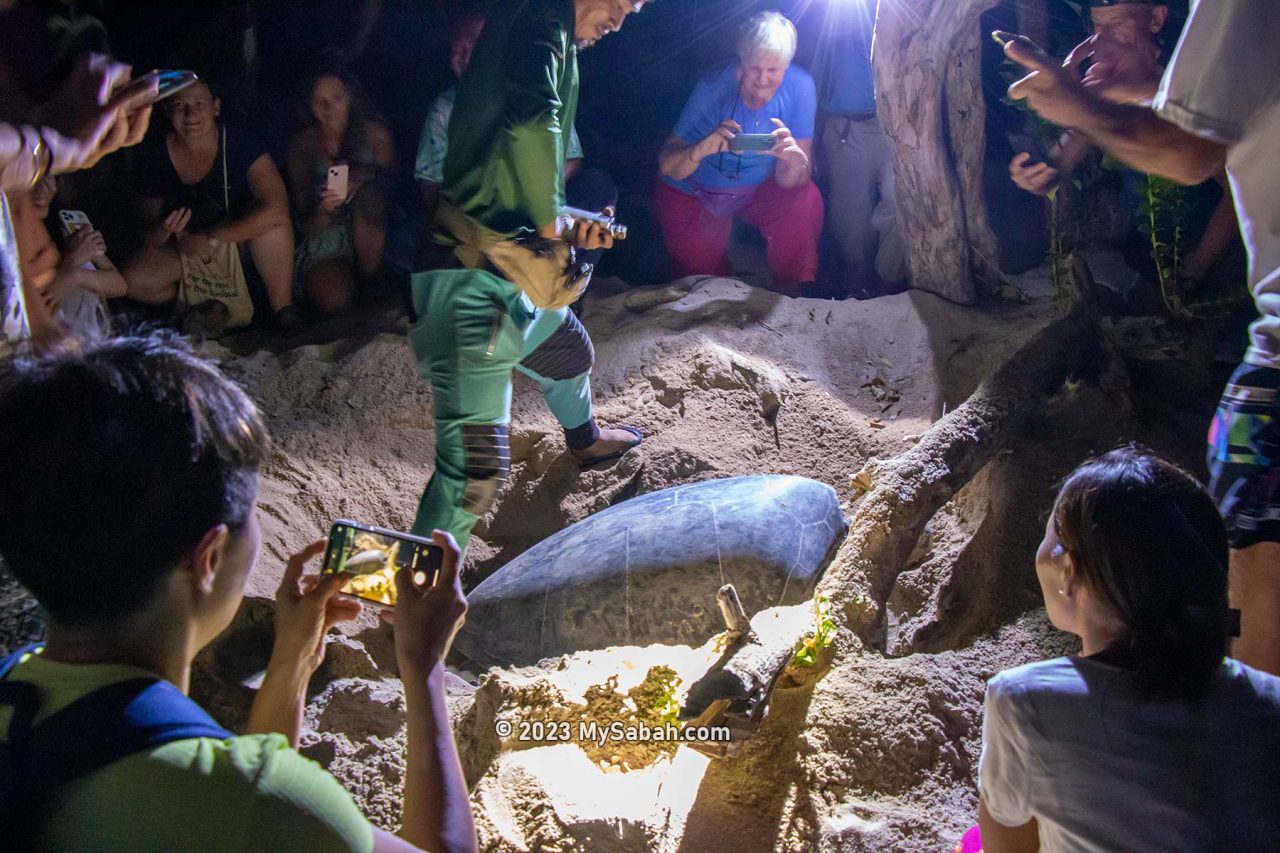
[1207,363,1280,548]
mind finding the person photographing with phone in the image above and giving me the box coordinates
[2,51,155,356]
[656,10,823,296]
[26,175,126,342]
[408,0,649,553]
[288,66,395,318]
[1002,1,1239,294]
[1001,0,1280,676]
[0,333,477,852]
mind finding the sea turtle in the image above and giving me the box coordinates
[454,475,847,668]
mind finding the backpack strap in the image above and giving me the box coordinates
[1,655,233,829]
[0,642,43,679]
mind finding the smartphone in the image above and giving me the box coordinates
[1006,131,1050,168]
[58,209,92,237]
[991,30,1018,49]
[321,520,443,607]
[109,69,199,108]
[729,133,776,153]
[326,164,349,200]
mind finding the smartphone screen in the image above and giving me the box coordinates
[321,520,442,607]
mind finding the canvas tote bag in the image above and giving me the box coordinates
[436,200,593,310]
[177,128,254,329]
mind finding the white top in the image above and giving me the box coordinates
[980,656,1280,852]
[0,193,29,356]
[1154,0,1280,369]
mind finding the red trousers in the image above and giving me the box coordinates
[655,177,824,294]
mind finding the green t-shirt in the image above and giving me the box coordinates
[440,0,579,237]
[0,651,375,852]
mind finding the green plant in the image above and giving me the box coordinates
[631,666,683,726]
[1139,172,1190,316]
[792,593,837,668]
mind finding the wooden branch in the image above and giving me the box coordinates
[675,263,1123,750]
[945,6,1003,290]
[817,280,1116,644]
[678,603,813,758]
[874,0,1000,304]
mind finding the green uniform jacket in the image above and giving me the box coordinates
[440,0,579,238]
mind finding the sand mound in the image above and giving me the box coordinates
[225,277,1054,603]
[3,270,1210,850]
[192,276,1117,850]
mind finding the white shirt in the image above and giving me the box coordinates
[0,193,29,356]
[980,656,1280,852]
[1154,0,1280,369]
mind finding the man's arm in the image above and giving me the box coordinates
[247,542,362,746]
[208,154,291,245]
[504,27,570,233]
[1005,38,1226,186]
[393,532,477,853]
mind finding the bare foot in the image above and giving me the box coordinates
[571,425,643,467]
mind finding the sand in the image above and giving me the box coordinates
[3,262,1219,850]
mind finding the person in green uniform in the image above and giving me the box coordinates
[408,0,649,552]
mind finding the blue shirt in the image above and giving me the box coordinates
[789,0,876,115]
[665,62,817,193]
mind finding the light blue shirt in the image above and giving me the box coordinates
[415,86,583,184]
[794,0,876,116]
[664,62,817,194]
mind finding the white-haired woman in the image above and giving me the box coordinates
[656,10,823,296]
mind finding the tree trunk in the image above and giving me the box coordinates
[817,261,1125,645]
[874,0,1001,304]
[675,262,1128,741]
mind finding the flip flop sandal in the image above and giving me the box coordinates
[575,425,644,469]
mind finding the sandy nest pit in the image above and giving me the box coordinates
[188,274,1200,851]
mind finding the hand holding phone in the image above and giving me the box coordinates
[322,520,444,607]
[272,540,365,675]
[58,209,92,238]
[1006,131,1049,168]
[389,529,469,674]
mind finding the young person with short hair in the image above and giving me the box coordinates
[0,333,476,853]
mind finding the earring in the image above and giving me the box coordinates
[1057,588,1066,596]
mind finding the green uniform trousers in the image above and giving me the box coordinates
[407,267,594,549]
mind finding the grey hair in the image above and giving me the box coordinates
[737,10,797,64]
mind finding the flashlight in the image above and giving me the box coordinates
[560,206,628,240]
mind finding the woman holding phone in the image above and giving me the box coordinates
[287,66,393,316]
[123,79,298,330]
[656,11,823,296]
